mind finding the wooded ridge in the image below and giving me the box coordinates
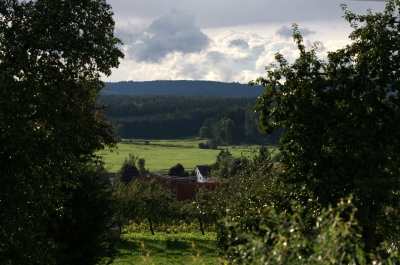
[101,80,265,97]
[97,95,280,144]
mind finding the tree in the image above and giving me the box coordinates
[190,187,220,235]
[212,151,251,179]
[220,198,393,265]
[114,179,172,235]
[217,117,235,145]
[168,163,186,177]
[251,146,274,175]
[253,2,400,252]
[199,117,237,146]
[137,158,149,177]
[199,118,217,139]
[212,149,232,171]
[118,153,140,184]
[0,0,123,263]
[119,164,140,184]
[122,153,139,167]
[114,124,124,142]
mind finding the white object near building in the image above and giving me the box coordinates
[194,165,212,183]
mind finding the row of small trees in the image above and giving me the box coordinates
[196,150,395,264]
[117,153,190,182]
[112,145,397,264]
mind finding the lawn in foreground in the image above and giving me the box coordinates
[111,232,218,265]
[97,138,269,173]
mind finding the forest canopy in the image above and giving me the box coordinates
[98,95,281,144]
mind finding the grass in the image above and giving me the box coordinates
[111,231,218,265]
[97,138,272,173]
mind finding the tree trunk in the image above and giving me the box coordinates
[198,216,205,235]
[362,211,377,252]
[148,217,154,235]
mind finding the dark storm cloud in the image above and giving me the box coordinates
[276,25,316,39]
[229,39,249,49]
[126,9,210,63]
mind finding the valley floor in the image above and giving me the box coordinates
[97,138,266,173]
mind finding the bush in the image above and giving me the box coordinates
[207,139,218,150]
[168,163,186,177]
[119,164,139,184]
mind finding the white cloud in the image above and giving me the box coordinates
[122,30,296,82]
[117,26,352,83]
[108,14,357,83]
[102,0,391,83]
[229,39,249,49]
[120,9,210,63]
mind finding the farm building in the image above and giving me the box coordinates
[192,165,212,183]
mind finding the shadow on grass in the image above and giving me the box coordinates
[111,233,218,265]
[166,239,190,250]
[117,237,215,253]
[116,240,140,252]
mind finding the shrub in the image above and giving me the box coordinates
[168,163,186,177]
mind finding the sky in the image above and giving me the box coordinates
[105,0,387,83]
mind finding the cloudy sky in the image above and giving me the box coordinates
[105,0,387,83]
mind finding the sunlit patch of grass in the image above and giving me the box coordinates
[97,138,275,173]
[110,231,218,265]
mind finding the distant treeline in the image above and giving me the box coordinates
[101,80,265,97]
[98,95,282,144]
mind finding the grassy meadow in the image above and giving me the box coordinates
[97,138,272,173]
[111,231,218,265]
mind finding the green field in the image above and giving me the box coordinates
[97,139,268,173]
[111,231,218,265]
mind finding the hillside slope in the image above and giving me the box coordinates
[102,80,264,97]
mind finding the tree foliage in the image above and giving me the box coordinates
[0,0,123,263]
[98,95,274,144]
[168,163,186,177]
[252,1,400,252]
[205,148,395,264]
[114,179,173,235]
[137,158,149,177]
[220,199,393,265]
[212,149,233,171]
[117,153,141,183]
[199,117,236,145]
[53,165,116,265]
[213,155,251,179]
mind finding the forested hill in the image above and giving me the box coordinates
[101,80,265,97]
[98,95,281,144]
